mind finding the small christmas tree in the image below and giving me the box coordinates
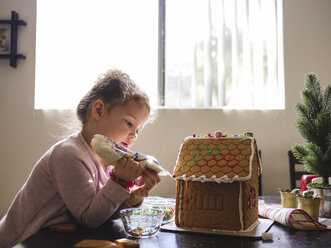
[292,73,331,186]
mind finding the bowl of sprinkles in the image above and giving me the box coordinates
[120,208,164,238]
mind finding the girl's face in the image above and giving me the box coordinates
[100,100,150,148]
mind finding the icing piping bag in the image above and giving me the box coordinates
[91,134,172,177]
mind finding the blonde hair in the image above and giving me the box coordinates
[77,69,150,125]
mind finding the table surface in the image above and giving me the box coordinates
[14,196,331,248]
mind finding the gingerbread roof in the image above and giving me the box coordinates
[173,136,261,183]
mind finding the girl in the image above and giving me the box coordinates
[0,69,161,247]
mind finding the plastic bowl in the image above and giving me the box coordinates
[119,208,164,238]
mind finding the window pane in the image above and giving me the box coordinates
[165,0,284,109]
[35,0,158,109]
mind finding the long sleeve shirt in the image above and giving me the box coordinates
[0,132,131,248]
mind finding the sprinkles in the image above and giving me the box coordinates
[130,227,154,236]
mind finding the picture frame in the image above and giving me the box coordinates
[0,11,26,67]
[0,26,10,54]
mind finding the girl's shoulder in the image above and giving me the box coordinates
[49,133,83,155]
[45,133,97,174]
[45,133,91,165]
[58,132,83,148]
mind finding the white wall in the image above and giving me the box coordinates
[1,0,331,218]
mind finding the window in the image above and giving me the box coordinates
[164,0,284,109]
[35,0,284,110]
[35,0,158,109]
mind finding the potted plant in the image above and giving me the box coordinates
[292,72,331,217]
[296,190,321,221]
[279,188,300,208]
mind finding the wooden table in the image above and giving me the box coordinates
[14,196,331,248]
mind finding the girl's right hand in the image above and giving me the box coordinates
[113,157,144,183]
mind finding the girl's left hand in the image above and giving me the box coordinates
[127,169,161,207]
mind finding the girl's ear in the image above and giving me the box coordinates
[91,100,105,120]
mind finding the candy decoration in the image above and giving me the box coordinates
[248,188,256,209]
[215,131,222,138]
[246,132,253,137]
[193,131,253,139]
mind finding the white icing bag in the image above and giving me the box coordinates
[91,134,172,177]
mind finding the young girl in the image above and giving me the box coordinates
[0,69,161,247]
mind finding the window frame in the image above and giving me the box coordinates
[158,0,166,106]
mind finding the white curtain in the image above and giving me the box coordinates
[165,0,284,109]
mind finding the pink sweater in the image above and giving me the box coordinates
[0,133,131,248]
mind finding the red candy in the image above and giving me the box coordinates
[215,131,222,138]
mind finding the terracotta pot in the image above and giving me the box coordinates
[296,197,321,221]
[280,192,297,208]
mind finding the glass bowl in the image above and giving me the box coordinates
[141,196,176,224]
[119,208,164,238]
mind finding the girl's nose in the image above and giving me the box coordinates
[129,132,137,140]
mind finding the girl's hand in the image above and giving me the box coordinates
[113,157,144,183]
[127,169,161,206]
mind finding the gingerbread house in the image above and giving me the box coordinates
[173,132,262,231]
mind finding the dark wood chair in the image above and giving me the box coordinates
[288,150,314,189]
[258,174,262,196]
